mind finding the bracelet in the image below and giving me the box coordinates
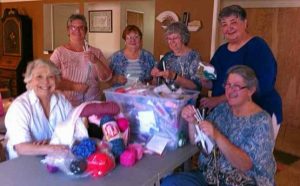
[173,73,178,81]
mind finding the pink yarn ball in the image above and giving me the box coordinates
[128,143,144,160]
[120,149,136,167]
[116,118,129,132]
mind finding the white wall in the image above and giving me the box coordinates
[120,0,155,53]
[85,2,121,58]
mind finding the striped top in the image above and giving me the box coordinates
[50,46,105,106]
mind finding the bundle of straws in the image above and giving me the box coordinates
[192,107,214,154]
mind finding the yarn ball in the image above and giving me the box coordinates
[86,152,115,178]
[120,149,136,167]
[80,102,120,118]
[116,118,129,132]
[115,87,126,93]
[110,138,125,158]
[128,143,144,160]
[69,159,87,175]
[100,115,115,126]
[71,138,97,159]
[46,164,59,173]
[87,123,103,139]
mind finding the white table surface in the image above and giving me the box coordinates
[0,144,199,186]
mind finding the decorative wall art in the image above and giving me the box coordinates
[89,10,112,33]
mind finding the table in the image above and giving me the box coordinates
[0,144,199,186]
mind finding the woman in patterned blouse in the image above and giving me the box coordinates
[151,22,202,90]
[162,65,276,186]
[108,25,156,86]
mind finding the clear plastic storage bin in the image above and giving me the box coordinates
[104,86,199,150]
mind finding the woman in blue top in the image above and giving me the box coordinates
[108,25,155,86]
[162,65,276,186]
[151,22,202,90]
[200,5,282,138]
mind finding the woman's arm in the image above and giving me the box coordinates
[14,142,69,157]
[56,78,88,92]
[200,120,252,172]
[87,51,112,82]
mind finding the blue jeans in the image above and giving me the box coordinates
[161,170,208,186]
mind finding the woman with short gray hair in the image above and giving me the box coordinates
[163,65,276,186]
[151,22,202,90]
[5,59,73,159]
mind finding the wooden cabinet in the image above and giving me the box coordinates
[0,8,33,97]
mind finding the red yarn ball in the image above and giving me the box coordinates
[116,118,129,132]
[86,152,115,178]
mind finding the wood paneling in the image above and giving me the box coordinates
[245,7,300,128]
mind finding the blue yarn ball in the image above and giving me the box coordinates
[100,115,115,126]
[110,138,125,158]
[71,138,97,159]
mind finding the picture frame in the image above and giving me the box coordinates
[89,10,112,33]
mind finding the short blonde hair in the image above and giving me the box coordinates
[23,59,61,90]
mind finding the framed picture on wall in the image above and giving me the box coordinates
[89,10,112,33]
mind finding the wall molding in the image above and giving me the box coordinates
[223,0,300,8]
[0,0,40,2]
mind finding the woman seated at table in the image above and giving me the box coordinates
[161,65,275,186]
[5,59,72,159]
[151,22,202,90]
[108,25,156,86]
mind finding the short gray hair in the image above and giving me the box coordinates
[24,59,61,90]
[226,65,258,92]
[165,22,190,45]
[67,14,88,32]
[218,5,247,21]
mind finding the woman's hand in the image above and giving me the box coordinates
[199,120,219,140]
[33,140,49,145]
[83,50,97,64]
[115,75,127,84]
[200,95,226,111]
[151,67,161,77]
[46,144,69,156]
[73,83,89,93]
[181,105,197,123]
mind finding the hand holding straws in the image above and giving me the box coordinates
[192,107,214,154]
[83,39,92,101]
[83,39,92,83]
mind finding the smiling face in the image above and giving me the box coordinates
[67,19,86,42]
[225,73,254,107]
[166,33,185,54]
[125,31,142,50]
[220,15,247,43]
[29,65,56,99]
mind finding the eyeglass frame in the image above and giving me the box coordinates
[68,25,86,32]
[125,34,141,40]
[223,82,248,91]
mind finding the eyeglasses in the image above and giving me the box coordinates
[166,36,180,42]
[223,82,247,91]
[69,25,85,31]
[126,35,140,40]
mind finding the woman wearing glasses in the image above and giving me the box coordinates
[200,5,282,139]
[162,65,276,186]
[151,22,202,90]
[108,25,156,86]
[50,14,112,106]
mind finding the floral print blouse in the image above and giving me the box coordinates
[199,102,276,186]
[158,50,202,90]
[108,49,156,84]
